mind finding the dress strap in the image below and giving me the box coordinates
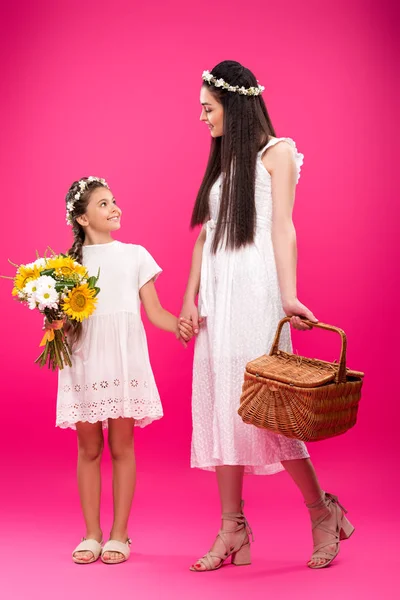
[259,136,297,156]
[259,137,304,182]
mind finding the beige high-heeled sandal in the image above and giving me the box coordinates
[72,538,103,564]
[306,492,355,569]
[190,502,254,572]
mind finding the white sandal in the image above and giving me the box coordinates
[72,538,103,564]
[101,538,132,564]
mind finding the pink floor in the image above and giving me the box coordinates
[1,451,396,600]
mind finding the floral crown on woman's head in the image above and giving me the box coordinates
[66,176,109,225]
[202,70,265,97]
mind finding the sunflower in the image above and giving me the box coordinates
[13,264,43,293]
[47,256,88,279]
[62,284,97,321]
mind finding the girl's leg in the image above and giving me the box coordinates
[191,465,245,571]
[74,421,104,562]
[282,458,338,567]
[103,417,136,562]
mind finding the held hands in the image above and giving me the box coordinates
[282,298,318,331]
[176,317,195,348]
[177,300,204,347]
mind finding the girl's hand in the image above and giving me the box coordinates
[176,317,194,348]
[282,298,318,331]
[179,300,203,335]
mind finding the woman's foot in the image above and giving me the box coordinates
[72,530,103,563]
[102,531,131,563]
[307,492,355,569]
[190,507,253,572]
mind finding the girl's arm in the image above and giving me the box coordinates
[263,142,318,331]
[139,280,193,345]
[180,227,207,333]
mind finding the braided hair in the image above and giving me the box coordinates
[65,178,107,263]
[191,60,276,253]
[64,178,107,342]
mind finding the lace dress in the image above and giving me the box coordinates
[56,241,164,429]
[191,138,310,474]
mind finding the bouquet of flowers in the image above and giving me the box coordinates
[6,251,100,370]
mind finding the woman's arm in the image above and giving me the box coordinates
[139,280,193,345]
[263,142,317,330]
[180,227,207,333]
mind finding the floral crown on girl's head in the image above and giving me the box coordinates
[202,70,265,97]
[66,176,109,225]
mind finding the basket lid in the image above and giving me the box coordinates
[245,351,363,388]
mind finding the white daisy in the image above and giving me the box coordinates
[27,296,38,310]
[34,258,47,268]
[36,275,57,292]
[24,279,40,295]
[36,287,59,311]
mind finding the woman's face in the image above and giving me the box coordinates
[200,85,224,138]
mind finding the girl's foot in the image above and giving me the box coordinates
[190,506,253,572]
[307,492,355,569]
[102,531,131,564]
[72,530,103,564]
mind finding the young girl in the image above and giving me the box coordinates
[56,176,192,564]
[180,61,354,571]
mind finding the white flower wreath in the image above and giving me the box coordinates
[202,70,265,97]
[66,176,109,225]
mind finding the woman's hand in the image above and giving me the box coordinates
[176,317,195,348]
[179,299,203,336]
[282,298,318,331]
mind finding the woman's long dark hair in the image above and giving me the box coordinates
[191,60,276,252]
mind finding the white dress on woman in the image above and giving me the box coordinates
[191,138,310,474]
[56,241,164,429]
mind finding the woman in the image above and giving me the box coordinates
[180,60,354,571]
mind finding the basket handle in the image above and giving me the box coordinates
[270,317,348,384]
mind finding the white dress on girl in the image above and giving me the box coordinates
[56,241,163,429]
[191,138,310,474]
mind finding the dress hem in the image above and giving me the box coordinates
[190,452,310,476]
[56,413,163,430]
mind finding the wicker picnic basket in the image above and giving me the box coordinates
[238,317,364,442]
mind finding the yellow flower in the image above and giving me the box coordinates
[13,265,43,292]
[62,284,97,322]
[47,256,88,279]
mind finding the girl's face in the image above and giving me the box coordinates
[77,187,122,232]
[200,86,224,138]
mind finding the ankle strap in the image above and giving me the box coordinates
[306,492,347,514]
[221,502,254,542]
[306,493,327,510]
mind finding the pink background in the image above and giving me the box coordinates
[1,1,398,598]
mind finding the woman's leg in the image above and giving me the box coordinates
[282,458,338,567]
[191,465,246,571]
[102,417,136,562]
[74,421,104,561]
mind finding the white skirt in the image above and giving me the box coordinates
[56,311,163,429]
